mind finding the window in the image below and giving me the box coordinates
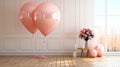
[95,0,120,52]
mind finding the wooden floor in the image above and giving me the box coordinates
[0,56,120,67]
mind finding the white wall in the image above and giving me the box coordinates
[0,0,94,55]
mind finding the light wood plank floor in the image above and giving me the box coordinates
[0,56,120,67]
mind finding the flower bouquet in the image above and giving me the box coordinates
[79,28,94,48]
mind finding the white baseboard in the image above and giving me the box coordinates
[0,51,73,56]
[0,51,120,56]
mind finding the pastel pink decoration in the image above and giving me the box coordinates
[79,28,94,48]
[95,44,104,57]
[19,2,39,34]
[34,2,60,36]
[89,49,97,58]
[79,28,94,40]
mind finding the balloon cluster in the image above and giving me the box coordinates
[89,44,104,58]
[19,2,60,36]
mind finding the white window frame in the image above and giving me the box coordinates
[95,0,120,55]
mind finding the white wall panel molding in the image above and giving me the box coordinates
[3,0,19,35]
[19,38,33,50]
[36,38,44,50]
[48,38,62,50]
[63,38,76,50]
[64,0,76,34]
[63,34,77,38]
[0,0,3,35]
[3,38,17,50]
[0,39,3,49]
[84,0,95,27]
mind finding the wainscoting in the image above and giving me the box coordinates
[0,0,94,55]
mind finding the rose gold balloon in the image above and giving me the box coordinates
[20,2,39,34]
[89,49,97,58]
[97,50,103,57]
[34,2,60,36]
[95,44,104,57]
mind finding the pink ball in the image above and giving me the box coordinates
[97,51,103,57]
[19,2,39,34]
[95,44,104,57]
[34,2,60,36]
[89,49,97,58]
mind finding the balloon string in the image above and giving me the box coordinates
[42,36,47,56]
[32,34,36,56]
[32,34,34,55]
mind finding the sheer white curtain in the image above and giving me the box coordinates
[95,0,120,52]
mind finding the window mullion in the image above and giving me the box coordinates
[105,0,108,52]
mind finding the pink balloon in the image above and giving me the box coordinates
[89,49,97,58]
[95,44,104,57]
[34,2,60,36]
[97,50,103,57]
[19,2,39,34]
